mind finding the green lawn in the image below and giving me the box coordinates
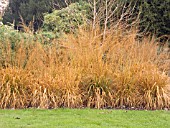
[0,109,170,128]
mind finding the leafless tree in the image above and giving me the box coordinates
[88,0,140,45]
[52,0,140,45]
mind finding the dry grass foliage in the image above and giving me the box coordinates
[0,28,169,109]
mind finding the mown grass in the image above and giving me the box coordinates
[0,109,170,128]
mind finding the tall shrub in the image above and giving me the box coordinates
[42,1,91,38]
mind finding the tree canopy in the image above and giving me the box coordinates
[2,0,53,30]
[140,0,170,42]
[2,0,170,44]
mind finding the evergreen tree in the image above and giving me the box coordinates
[2,0,53,30]
[140,0,170,42]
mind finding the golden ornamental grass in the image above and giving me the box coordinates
[0,27,169,109]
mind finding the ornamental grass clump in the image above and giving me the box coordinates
[0,27,169,109]
[0,68,32,108]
